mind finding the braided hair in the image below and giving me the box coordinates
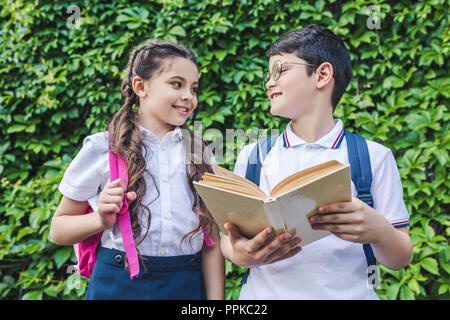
[104,40,216,262]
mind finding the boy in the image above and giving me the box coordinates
[220,25,412,299]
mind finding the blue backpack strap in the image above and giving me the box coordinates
[245,135,279,185]
[345,130,373,207]
[344,130,377,275]
[241,134,280,284]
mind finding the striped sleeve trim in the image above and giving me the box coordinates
[392,220,410,228]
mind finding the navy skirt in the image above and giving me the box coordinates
[85,247,206,300]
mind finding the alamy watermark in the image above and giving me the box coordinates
[367,265,381,289]
[182,121,281,167]
[66,5,81,29]
[366,5,381,30]
[66,264,82,290]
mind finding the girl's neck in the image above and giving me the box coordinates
[291,112,335,143]
[138,116,175,141]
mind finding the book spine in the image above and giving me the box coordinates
[263,198,286,234]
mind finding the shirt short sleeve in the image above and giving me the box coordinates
[58,132,109,201]
[371,150,410,228]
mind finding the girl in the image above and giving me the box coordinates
[50,40,225,300]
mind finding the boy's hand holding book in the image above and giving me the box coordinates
[223,222,302,268]
[309,197,393,244]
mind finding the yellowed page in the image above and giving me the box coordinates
[273,165,352,246]
[270,160,345,197]
[213,164,261,189]
[193,181,273,238]
[201,173,267,198]
[199,181,265,198]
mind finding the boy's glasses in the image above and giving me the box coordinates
[263,60,317,89]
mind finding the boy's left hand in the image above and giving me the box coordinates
[308,197,391,244]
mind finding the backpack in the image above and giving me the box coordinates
[74,144,215,279]
[241,129,375,284]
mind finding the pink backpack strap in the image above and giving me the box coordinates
[200,217,215,246]
[109,150,140,279]
[202,227,215,247]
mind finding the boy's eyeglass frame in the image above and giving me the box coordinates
[262,60,318,89]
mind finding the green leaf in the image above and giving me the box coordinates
[438,284,449,295]
[214,50,228,62]
[22,290,43,300]
[116,14,135,23]
[29,208,46,229]
[17,227,34,241]
[383,76,405,89]
[248,38,259,49]
[169,26,186,37]
[53,247,73,269]
[408,279,421,295]
[433,149,448,167]
[44,285,60,298]
[127,22,141,30]
[7,124,27,133]
[386,282,401,299]
[421,257,439,275]
[400,286,415,300]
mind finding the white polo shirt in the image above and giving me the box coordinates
[233,119,410,300]
[59,126,209,257]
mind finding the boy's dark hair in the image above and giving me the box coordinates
[266,24,352,109]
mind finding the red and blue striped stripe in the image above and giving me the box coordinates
[282,129,290,148]
[392,220,410,228]
[332,129,345,149]
[283,127,345,149]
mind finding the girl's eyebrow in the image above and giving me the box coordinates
[169,75,199,86]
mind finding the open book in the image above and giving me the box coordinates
[193,160,351,246]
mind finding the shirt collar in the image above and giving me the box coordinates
[138,125,183,144]
[282,119,345,149]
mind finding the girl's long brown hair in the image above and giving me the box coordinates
[104,40,215,262]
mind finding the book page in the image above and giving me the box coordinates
[212,164,260,188]
[201,174,267,198]
[199,180,266,198]
[204,165,268,198]
[273,166,351,246]
[193,181,272,238]
[270,161,346,197]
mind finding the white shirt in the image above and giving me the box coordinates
[59,126,211,257]
[233,119,410,300]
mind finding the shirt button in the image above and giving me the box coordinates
[162,176,168,183]
[165,212,171,220]
[160,145,165,151]
[160,249,167,256]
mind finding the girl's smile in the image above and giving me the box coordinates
[134,57,199,140]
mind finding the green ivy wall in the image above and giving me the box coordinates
[0,0,448,300]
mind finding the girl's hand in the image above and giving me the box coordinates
[223,223,302,268]
[98,178,136,229]
[308,197,391,244]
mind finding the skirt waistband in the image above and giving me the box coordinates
[96,247,202,272]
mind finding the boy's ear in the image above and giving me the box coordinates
[132,76,147,98]
[315,62,334,90]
